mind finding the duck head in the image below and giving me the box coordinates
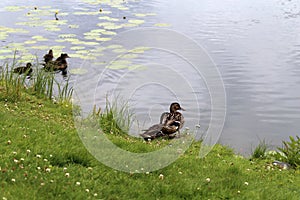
[61,53,70,59]
[26,63,32,68]
[169,102,185,113]
[48,49,53,56]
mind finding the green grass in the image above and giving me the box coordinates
[0,95,299,199]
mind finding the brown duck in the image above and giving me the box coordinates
[140,102,185,140]
[43,49,54,64]
[43,53,70,75]
[13,62,33,76]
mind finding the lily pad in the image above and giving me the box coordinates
[24,40,37,44]
[85,41,99,46]
[154,23,171,27]
[70,46,86,51]
[120,54,139,59]
[128,64,146,71]
[112,48,127,53]
[31,45,51,50]
[84,32,101,37]
[58,34,77,39]
[0,49,13,54]
[107,60,132,69]
[129,47,151,54]
[97,22,122,30]
[95,37,111,42]
[101,30,117,36]
[106,45,123,49]
[99,16,120,22]
[32,35,48,41]
[128,19,145,25]
[5,6,25,12]
[69,68,88,75]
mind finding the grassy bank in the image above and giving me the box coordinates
[0,67,299,199]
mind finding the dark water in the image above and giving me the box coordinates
[1,0,300,155]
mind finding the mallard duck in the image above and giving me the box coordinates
[43,49,54,64]
[140,102,185,140]
[43,53,70,75]
[13,62,33,76]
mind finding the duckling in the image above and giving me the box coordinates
[140,102,185,140]
[43,49,54,64]
[43,53,70,74]
[13,62,33,76]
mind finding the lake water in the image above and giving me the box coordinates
[0,0,300,155]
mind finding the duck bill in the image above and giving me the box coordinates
[180,107,185,111]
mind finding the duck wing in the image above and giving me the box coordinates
[160,112,170,125]
[140,124,164,140]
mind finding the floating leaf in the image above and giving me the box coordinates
[128,19,145,25]
[91,47,105,53]
[129,47,151,54]
[0,49,13,54]
[154,23,171,27]
[24,40,37,44]
[31,45,51,50]
[122,23,138,28]
[5,6,25,12]
[101,30,116,36]
[84,32,101,37]
[128,64,146,71]
[67,53,85,59]
[85,41,99,46]
[90,29,106,33]
[120,54,138,59]
[112,48,127,53]
[107,60,132,69]
[32,35,48,41]
[70,46,86,51]
[106,45,123,49]
[58,34,77,38]
[0,55,17,60]
[95,37,111,42]
[97,22,122,30]
[99,16,119,22]
[69,68,88,75]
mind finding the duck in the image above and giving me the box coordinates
[43,53,70,75]
[13,62,33,76]
[43,49,54,64]
[140,102,185,141]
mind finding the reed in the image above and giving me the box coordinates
[98,95,134,134]
[0,60,73,103]
[0,60,27,101]
[56,77,74,103]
